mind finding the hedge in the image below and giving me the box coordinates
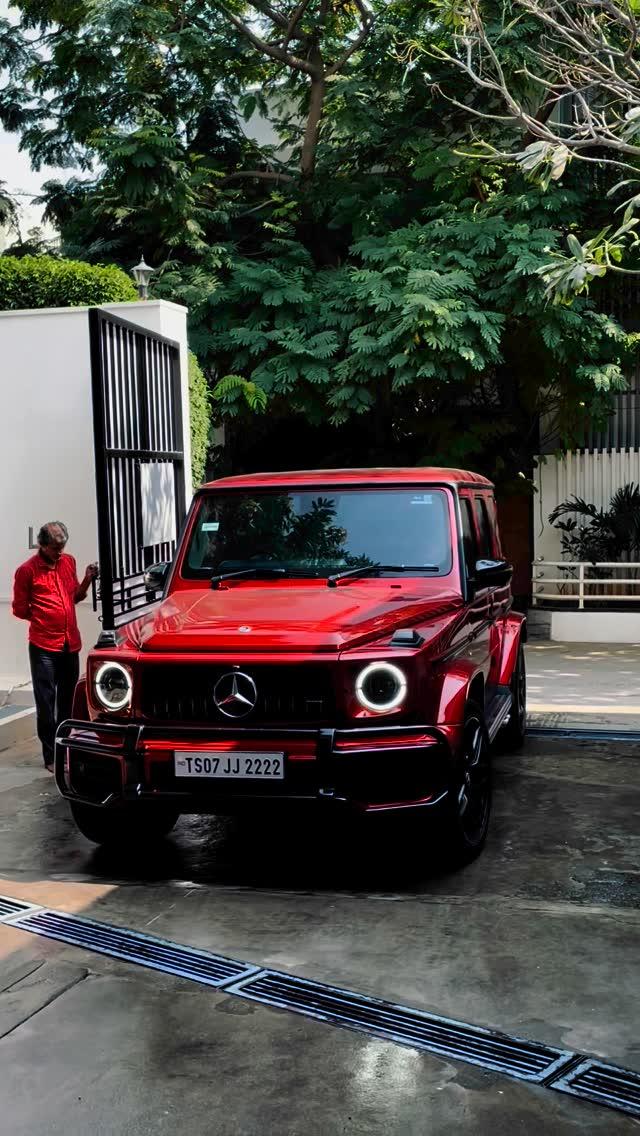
[189,351,211,487]
[0,255,137,309]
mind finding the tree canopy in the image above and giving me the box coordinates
[418,0,640,296]
[0,0,634,483]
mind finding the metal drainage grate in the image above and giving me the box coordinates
[527,726,640,744]
[551,1058,640,1117]
[225,970,573,1083]
[12,909,259,988]
[0,895,38,923]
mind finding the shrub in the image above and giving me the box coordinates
[188,351,211,487]
[0,255,137,309]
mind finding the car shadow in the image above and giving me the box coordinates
[85,809,461,893]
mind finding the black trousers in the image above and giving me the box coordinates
[29,644,80,768]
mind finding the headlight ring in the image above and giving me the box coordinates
[94,662,132,711]
[355,662,407,713]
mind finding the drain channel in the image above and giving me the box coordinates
[12,909,259,988]
[6,901,640,1119]
[0,895,38,922]
[225,969,572,1083]
[527,726,640,744]
[552,1058,640,1116]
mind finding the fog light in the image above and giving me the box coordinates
[355,662,407,712]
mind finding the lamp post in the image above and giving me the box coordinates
[131,254,153,300]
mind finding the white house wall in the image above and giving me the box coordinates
[0,300,190,683]
[533,449,640,561]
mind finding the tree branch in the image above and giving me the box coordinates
[222,7,320,75]
[223,0,374,184]
[428,0,640,168]
[222,169,295,184]
[283,0,313,48]
[325,4,374,78]
[246,0,289,31]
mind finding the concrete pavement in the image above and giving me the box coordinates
[526,641,640,730]
[0,732,639,1133]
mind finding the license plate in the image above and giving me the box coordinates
[174,751,285,780]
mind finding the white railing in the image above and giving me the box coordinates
[531,561,640,610]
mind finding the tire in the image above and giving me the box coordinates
[70,801,179,847]
[500,644,527,750]
[439,700,492,868]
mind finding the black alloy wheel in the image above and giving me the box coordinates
[440,700,492,868]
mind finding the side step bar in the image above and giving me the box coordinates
[486,688,512,742]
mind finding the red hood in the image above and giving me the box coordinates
[124,582,464,654]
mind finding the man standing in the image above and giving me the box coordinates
[12,522,98,772]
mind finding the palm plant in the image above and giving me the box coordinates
[549,483,640,565]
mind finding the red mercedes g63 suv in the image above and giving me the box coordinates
[55,468,526,865]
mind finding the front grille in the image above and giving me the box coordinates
[140,664,335,726]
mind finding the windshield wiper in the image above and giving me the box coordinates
[210,567,287,590]
[327,565,439,588]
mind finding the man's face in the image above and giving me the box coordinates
[39,526,67,564]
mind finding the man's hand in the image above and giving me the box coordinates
[75,562,99,603]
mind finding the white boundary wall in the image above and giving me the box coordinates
[533,449,640,562]
[0,300,191,682]
[550,611,640,642]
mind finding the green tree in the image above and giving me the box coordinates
[0,180,19,237]
[0,1,633,483]
[417,0,640,296]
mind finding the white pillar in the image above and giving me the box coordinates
[0,300,191,682]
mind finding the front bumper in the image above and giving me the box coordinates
[54,720,454,815]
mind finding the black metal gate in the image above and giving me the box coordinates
[89,307,186,629]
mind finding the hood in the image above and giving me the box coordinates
[125,582,464,654]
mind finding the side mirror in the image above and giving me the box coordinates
[474,559,513,589]
[144,561,170,599]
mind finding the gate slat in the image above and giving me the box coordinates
[88,309,186,629]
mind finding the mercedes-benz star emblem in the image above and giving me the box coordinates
[213,671,258,718]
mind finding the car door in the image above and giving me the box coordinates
[483,493,511,620]
[456,494,493,678]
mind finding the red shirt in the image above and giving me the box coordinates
[12,552,82,652]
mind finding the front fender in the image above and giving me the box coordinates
[71,676,89,720]
[498,613,526,687]
[431,660,481,728]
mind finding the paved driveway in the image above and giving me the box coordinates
[0,733,638,1134]
[526,641,640,730]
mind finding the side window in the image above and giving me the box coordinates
[474,498,493,560]
[460,499,478,576]
[486,497,502,557]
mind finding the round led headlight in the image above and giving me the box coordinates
[355,662,407,713]
[94,662,132,711]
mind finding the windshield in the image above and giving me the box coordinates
[182,489,453,580]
